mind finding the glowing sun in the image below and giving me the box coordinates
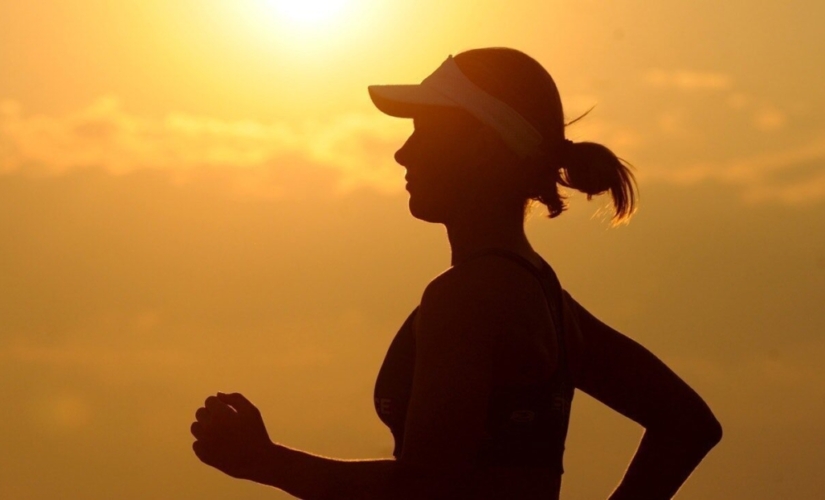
[265,0,350,27]
[239,0,364,56]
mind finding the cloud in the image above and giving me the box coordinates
[646,133,825,204]
[670,337,825,430]
[645,69,733,91]
[2,94,823,206]
[628,72,823,204]
[753,107,787,131]
[31,392,93,432]
[744,165,825,204]
[0,95,410,194]
[726,92,750,110]
[564,113,646,153]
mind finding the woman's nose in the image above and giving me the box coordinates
[394,133,415,168]
[394,147,406,168]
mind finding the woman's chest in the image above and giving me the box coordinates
[373,308,559,435]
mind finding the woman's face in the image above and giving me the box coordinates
[394,106,504,223]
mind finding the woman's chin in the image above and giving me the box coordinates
[408,198,446,224]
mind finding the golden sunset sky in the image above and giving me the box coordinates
[1,1,824,499]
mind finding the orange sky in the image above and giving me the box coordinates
[1,1,824,499]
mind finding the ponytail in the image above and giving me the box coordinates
[534,139,638,225]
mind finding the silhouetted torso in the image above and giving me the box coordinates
[374,250,573,488]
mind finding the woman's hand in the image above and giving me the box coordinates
[190,392,275,482]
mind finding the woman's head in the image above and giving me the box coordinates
[370,47,637,225]
[394,105,522,223]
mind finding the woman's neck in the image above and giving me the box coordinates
[445,210,538,267]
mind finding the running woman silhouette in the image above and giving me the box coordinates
[190,47,722,500]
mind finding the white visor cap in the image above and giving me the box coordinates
[368,55,545,159]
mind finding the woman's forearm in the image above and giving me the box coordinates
[254,443,469,500]
[252,443,397,500]
[609,422,722,500]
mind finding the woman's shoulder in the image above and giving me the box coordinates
[420,253,547,322]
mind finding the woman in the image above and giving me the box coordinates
[190,47,722,500]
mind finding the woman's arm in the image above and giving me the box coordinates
[566,295,723,499]
[192,392,477,500]
[192,260,522,499]
[191,392,399,500]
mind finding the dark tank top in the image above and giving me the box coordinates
[373,249,574,473]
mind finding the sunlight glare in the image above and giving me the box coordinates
[267,0,350,27]
[230,0,390,61]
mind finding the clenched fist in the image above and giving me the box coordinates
[190,392,275,482]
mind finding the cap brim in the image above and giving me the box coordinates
[368,84,458,118]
